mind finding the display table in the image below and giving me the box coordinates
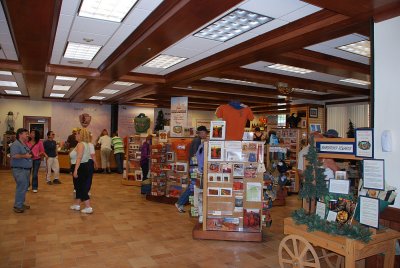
[58,149,117,172]
[282,217,400,268]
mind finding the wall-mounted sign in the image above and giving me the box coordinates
[170,97,188,137]
[355,128,374,158]
[316,141,355,155]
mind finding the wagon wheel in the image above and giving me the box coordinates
[279,234,320,268]
[320,249,344,268]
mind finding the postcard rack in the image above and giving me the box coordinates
[193,141,265,242]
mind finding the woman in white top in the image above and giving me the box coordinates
[69,128,93,214]
[97,129,112,173]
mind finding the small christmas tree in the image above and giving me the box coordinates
[154,110,166,132]
[347,119,355,138]
[299,136,328,213]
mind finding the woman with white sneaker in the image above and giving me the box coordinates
[69,128,93,214]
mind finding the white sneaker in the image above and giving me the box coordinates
[70,204,80,211]
[81,207,93,214]
[33,189,38,193]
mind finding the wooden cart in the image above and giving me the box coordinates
[278,217,400,268]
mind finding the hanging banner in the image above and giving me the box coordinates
[170,97,188,137]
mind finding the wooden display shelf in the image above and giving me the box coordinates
[193,222,262,242]
[145,195,178,204]
[121,179,141,186]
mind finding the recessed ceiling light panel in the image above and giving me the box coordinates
[194,9,273,42]
[99,89,120,94]
[50,93,65,98]
[340,78,370,86]
[0,71,13,75]
[143,54,187,69]
[56,76,77,81]
[64,42,102,61]
[267,64,314,74]
[89,96,105,100]
[113,81,134,86]
[0,81,18,87]
[222,78,257,85]
[337,40,370,57]
[79,0,138,22]
[52,85,71,91]
[4,90,21,95]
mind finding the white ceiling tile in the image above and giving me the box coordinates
[57,14,75,31]
[163,46,201,58]
[88,61,102,68]
[106,24,138,48]
[14,73,27,90]
[60,58,92,67]
[72,17,120,36]
[50,49,63,64]
[315,34,367,48]
[92,45,117,62]
[239,0,308,19]
[248,18,289,36]
[60,0,80,16]
[0,32,13,45]
[123,8,151,26]
[175,36,220,51]
[69,31,111,46]
[307,45,370,64]
[0,4,6,21]
[3,49,18,61]
[280,4,321,22]
[132,66,164,75]
[0,21,10,34]
[0,50,6,59]
[136,0,163,11]
[53,30,69,48]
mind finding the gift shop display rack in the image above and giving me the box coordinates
[122,135,145,186]
[193,141,267,242]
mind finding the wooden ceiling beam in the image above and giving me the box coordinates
[3,0,61,100]
[220,68,369,96]
[72,0,242,102]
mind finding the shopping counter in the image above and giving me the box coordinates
[58,149,117,172]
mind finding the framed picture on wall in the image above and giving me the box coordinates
[309,107,318,118]
[310,124,321,133]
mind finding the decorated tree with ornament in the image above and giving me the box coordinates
[346,119,355,138]
[299,136,328,213]
[154,110,166,132]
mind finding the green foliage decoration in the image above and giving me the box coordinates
[291,209,372,243]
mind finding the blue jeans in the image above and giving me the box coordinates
[114,153,124,174]
[31,159,41,190]
[177,183,194,206]
[12,168,30,208]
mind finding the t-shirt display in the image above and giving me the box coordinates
[215,103,254,141]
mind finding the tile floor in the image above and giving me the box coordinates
[0,169,303,268]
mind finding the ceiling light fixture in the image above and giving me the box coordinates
[143,54,187,69]
[52,85,71,91]
[194,9,273,42]
[0,71,13,76]
[113,81,134,86]
[337,40,370,57]
[89,96,106,100]
[50,93,65,98]
[99,89,120,94]
[56,76,77,81]
[0,81,18,87]
[221,78,257,85]
[339,78,371,86]
[4,90,22,95]
[276,82,294,95]
[78,0,138,22]
[268,64,314,74]
[64,42,102,61]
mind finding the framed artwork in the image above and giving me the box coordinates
[166,152,175,162]
[134,170,142,181]
[158,130,168,143]
[355,128,374,158]
[208,141,224,161]
[175,162,188,173]
[210,121,226,140]
[309,124,321,133]
[309,107,318,118]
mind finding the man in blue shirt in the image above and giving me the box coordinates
[10,128,33,213]
[43,131,61,185]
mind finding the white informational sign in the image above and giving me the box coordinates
[363,159,385,190]
[326,211,337,222]
[316,201,326,219]
[355,128,374,158]
[359,196,379,228]
[170,97,188,137]
[329,179,350,195]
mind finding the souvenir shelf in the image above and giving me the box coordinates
[267,128,301,193]
[122,135,144,186]
[2,134,15,167]
[193,141,266,242]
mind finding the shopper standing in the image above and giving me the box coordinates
[140,135,152,181]
[10,128,32,213]
[70,128,93,214]
[43,130,61,185]
[175,126,208,213]
[97,129,112,173]
[26,129,47,193]
[111,131,125,174]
